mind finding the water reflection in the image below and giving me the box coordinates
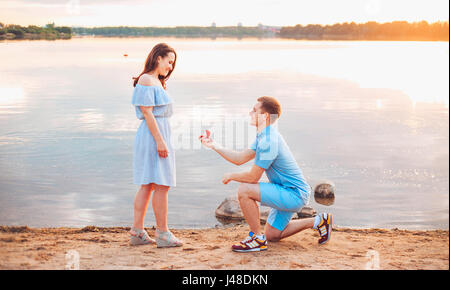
[175,40,449,106]
[0,38,448,229]
[0,87,27,118]
[77,109,105,130]
[0,87,25,105]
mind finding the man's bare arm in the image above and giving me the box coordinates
[200,137,255,165]
[223,164,265,184]
[214,145,255,166]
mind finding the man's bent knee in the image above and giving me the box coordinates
[265,233,281,242]
[237,183,250,200]
[265,225,282,242]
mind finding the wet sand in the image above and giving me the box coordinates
[0,225,448,270]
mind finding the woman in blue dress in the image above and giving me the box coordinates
[129,43,182,248]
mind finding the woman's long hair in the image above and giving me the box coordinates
[132,43,177,89]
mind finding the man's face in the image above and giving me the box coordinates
[249,102,268,127]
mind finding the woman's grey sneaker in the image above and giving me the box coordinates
[129,227,156,245]
[155,229,183,248]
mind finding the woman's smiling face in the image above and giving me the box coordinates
[158,52,176,77]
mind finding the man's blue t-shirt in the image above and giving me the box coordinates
[249,124,311,203]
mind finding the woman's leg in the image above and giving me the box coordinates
[152,184,170,233]
[131,183,154,233]
[151,184,183,247]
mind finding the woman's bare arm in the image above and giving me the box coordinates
[141,106,168,158]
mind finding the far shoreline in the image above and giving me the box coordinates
[2,35,449,42]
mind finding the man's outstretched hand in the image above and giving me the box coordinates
[222,173,232,184]
[199,129,215,149]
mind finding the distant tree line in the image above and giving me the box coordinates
[72,26,277,38]
[2,21,448,41]
[280,21,449,41]
[0,22,72,40]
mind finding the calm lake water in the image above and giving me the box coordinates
[0,37,448,230]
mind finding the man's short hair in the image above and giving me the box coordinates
[257,96,282,120]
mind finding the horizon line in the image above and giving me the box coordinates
[1,19,449,29]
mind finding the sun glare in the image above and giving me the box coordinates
[0,87,25,106]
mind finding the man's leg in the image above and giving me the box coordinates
[235,183,315,239]
[253,182,333,245]
[265,213,333,245]
[236,183,262,235]
[265,217,315,242]
[232,183,268,252]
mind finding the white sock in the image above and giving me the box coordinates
[313,215,322,229]
[255,233,265,240]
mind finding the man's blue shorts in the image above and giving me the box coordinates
[259,182,307,231]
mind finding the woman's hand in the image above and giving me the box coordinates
[222,173,232,184]
[156,140,169,158]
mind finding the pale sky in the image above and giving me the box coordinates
[1,0,449,27]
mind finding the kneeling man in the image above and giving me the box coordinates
[199,96,332,252]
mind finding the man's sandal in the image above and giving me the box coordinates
[155,229,183,248]
[129,227,156,246]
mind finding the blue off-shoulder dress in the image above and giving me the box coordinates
[131,84,176,187]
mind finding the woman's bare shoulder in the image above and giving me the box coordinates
[137,74,159,86]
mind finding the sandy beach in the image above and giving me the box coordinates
[0,225,448,270]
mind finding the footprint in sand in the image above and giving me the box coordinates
[290,262,307,268]
[239,257,251,264]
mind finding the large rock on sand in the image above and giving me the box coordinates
[215,195,271,224]
[297,206,317,218]
[215,195,317,224]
